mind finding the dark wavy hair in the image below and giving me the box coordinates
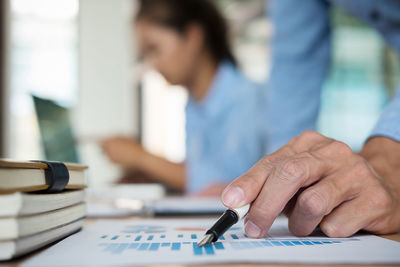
[136,0,237,66]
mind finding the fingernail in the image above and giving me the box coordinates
[245,220,262,238]
[221,186,245,207]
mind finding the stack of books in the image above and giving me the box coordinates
[0,159,87,260]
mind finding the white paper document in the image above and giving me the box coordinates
[24,217,400,266]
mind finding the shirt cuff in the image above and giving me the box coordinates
[368,88,400,143]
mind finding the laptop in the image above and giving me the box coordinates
[32,95,80,163]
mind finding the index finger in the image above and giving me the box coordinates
[245,151,334,238]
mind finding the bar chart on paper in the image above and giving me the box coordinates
[97,226,360,256]
[24,218,400,267]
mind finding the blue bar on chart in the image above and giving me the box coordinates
[149,243,160,251]
[160,235,166,238]
[111,235,119,240]
[171,242,181,250]
[282,241,294,246]
[135,235,142,241]
[271,241,283,246]
[204,245,215,255]
[138,243,150,251]
[214,242,224,250]
[147,235,154,241]
[261,241,272,246]
[191,234,197,239]
[231,234,239,240]
[101,235,107,239]
[161,242,170,247]
[113,243,129,254]
[105,243,119,252]
[129,243,139,249]
[178,234,183,238]
[193,242,203,255]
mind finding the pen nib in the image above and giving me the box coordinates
[197,234,214,248]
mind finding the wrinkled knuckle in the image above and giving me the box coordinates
[238,173,260,188]
[276,157,308,183]
[299,130,322,141]
[320,221,342,237]
[249,202,270,221]
[371,188,393,210]
[298,190,327,217]
[260,155,274,167]
[352,159,371,179]
[330,140,353,157]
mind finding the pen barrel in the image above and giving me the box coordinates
[206,209,238,242]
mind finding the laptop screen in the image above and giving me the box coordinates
[32,95,80,163]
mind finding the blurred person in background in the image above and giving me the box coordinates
[222,0,400,239]
[102,0,265,196]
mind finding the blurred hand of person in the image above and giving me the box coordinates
[102,136,145,168]
[221,130,400,238]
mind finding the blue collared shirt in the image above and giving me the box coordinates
[266,0,400,154]
[185,62,265,193]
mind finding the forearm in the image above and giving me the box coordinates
[359,136,400,193]
[137,151,186,191]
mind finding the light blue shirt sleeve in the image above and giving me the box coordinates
[265,0,332,154]
[369,86,400,142]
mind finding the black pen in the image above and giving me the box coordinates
[197,204,250,247]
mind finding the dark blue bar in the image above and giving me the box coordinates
[204,245,215,255]
[312,241,322,245]
[171,242,181,250]
[111,235,119,240]
[193,242,203,255]
[149,243,160,251]
[160,235,166,238]
[282,241,294,246]
[101,235,107,239]
[322,241,332,244]
[147,235,154,241]
[291,241,303,245]
[214,242,224,250]
[138,243,150,251]
[135,235,142,241]
[161,242,171,247]
[231,234,239,240]
[261,241,272,246]
[244,234,248,238]
[129,243,139,249]
[191,234,197,239]
[113,243,128,254]
[302,241,313,245]
[271,241,283,246]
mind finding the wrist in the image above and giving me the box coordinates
[359,136,400,192]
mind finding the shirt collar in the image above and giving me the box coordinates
[187,61,238,117]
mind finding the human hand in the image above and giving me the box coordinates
[102,136,146,168]
[221,130,400,238]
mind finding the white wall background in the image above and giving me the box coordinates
[77,0,138,186]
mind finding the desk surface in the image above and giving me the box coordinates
[4,217,400,267]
